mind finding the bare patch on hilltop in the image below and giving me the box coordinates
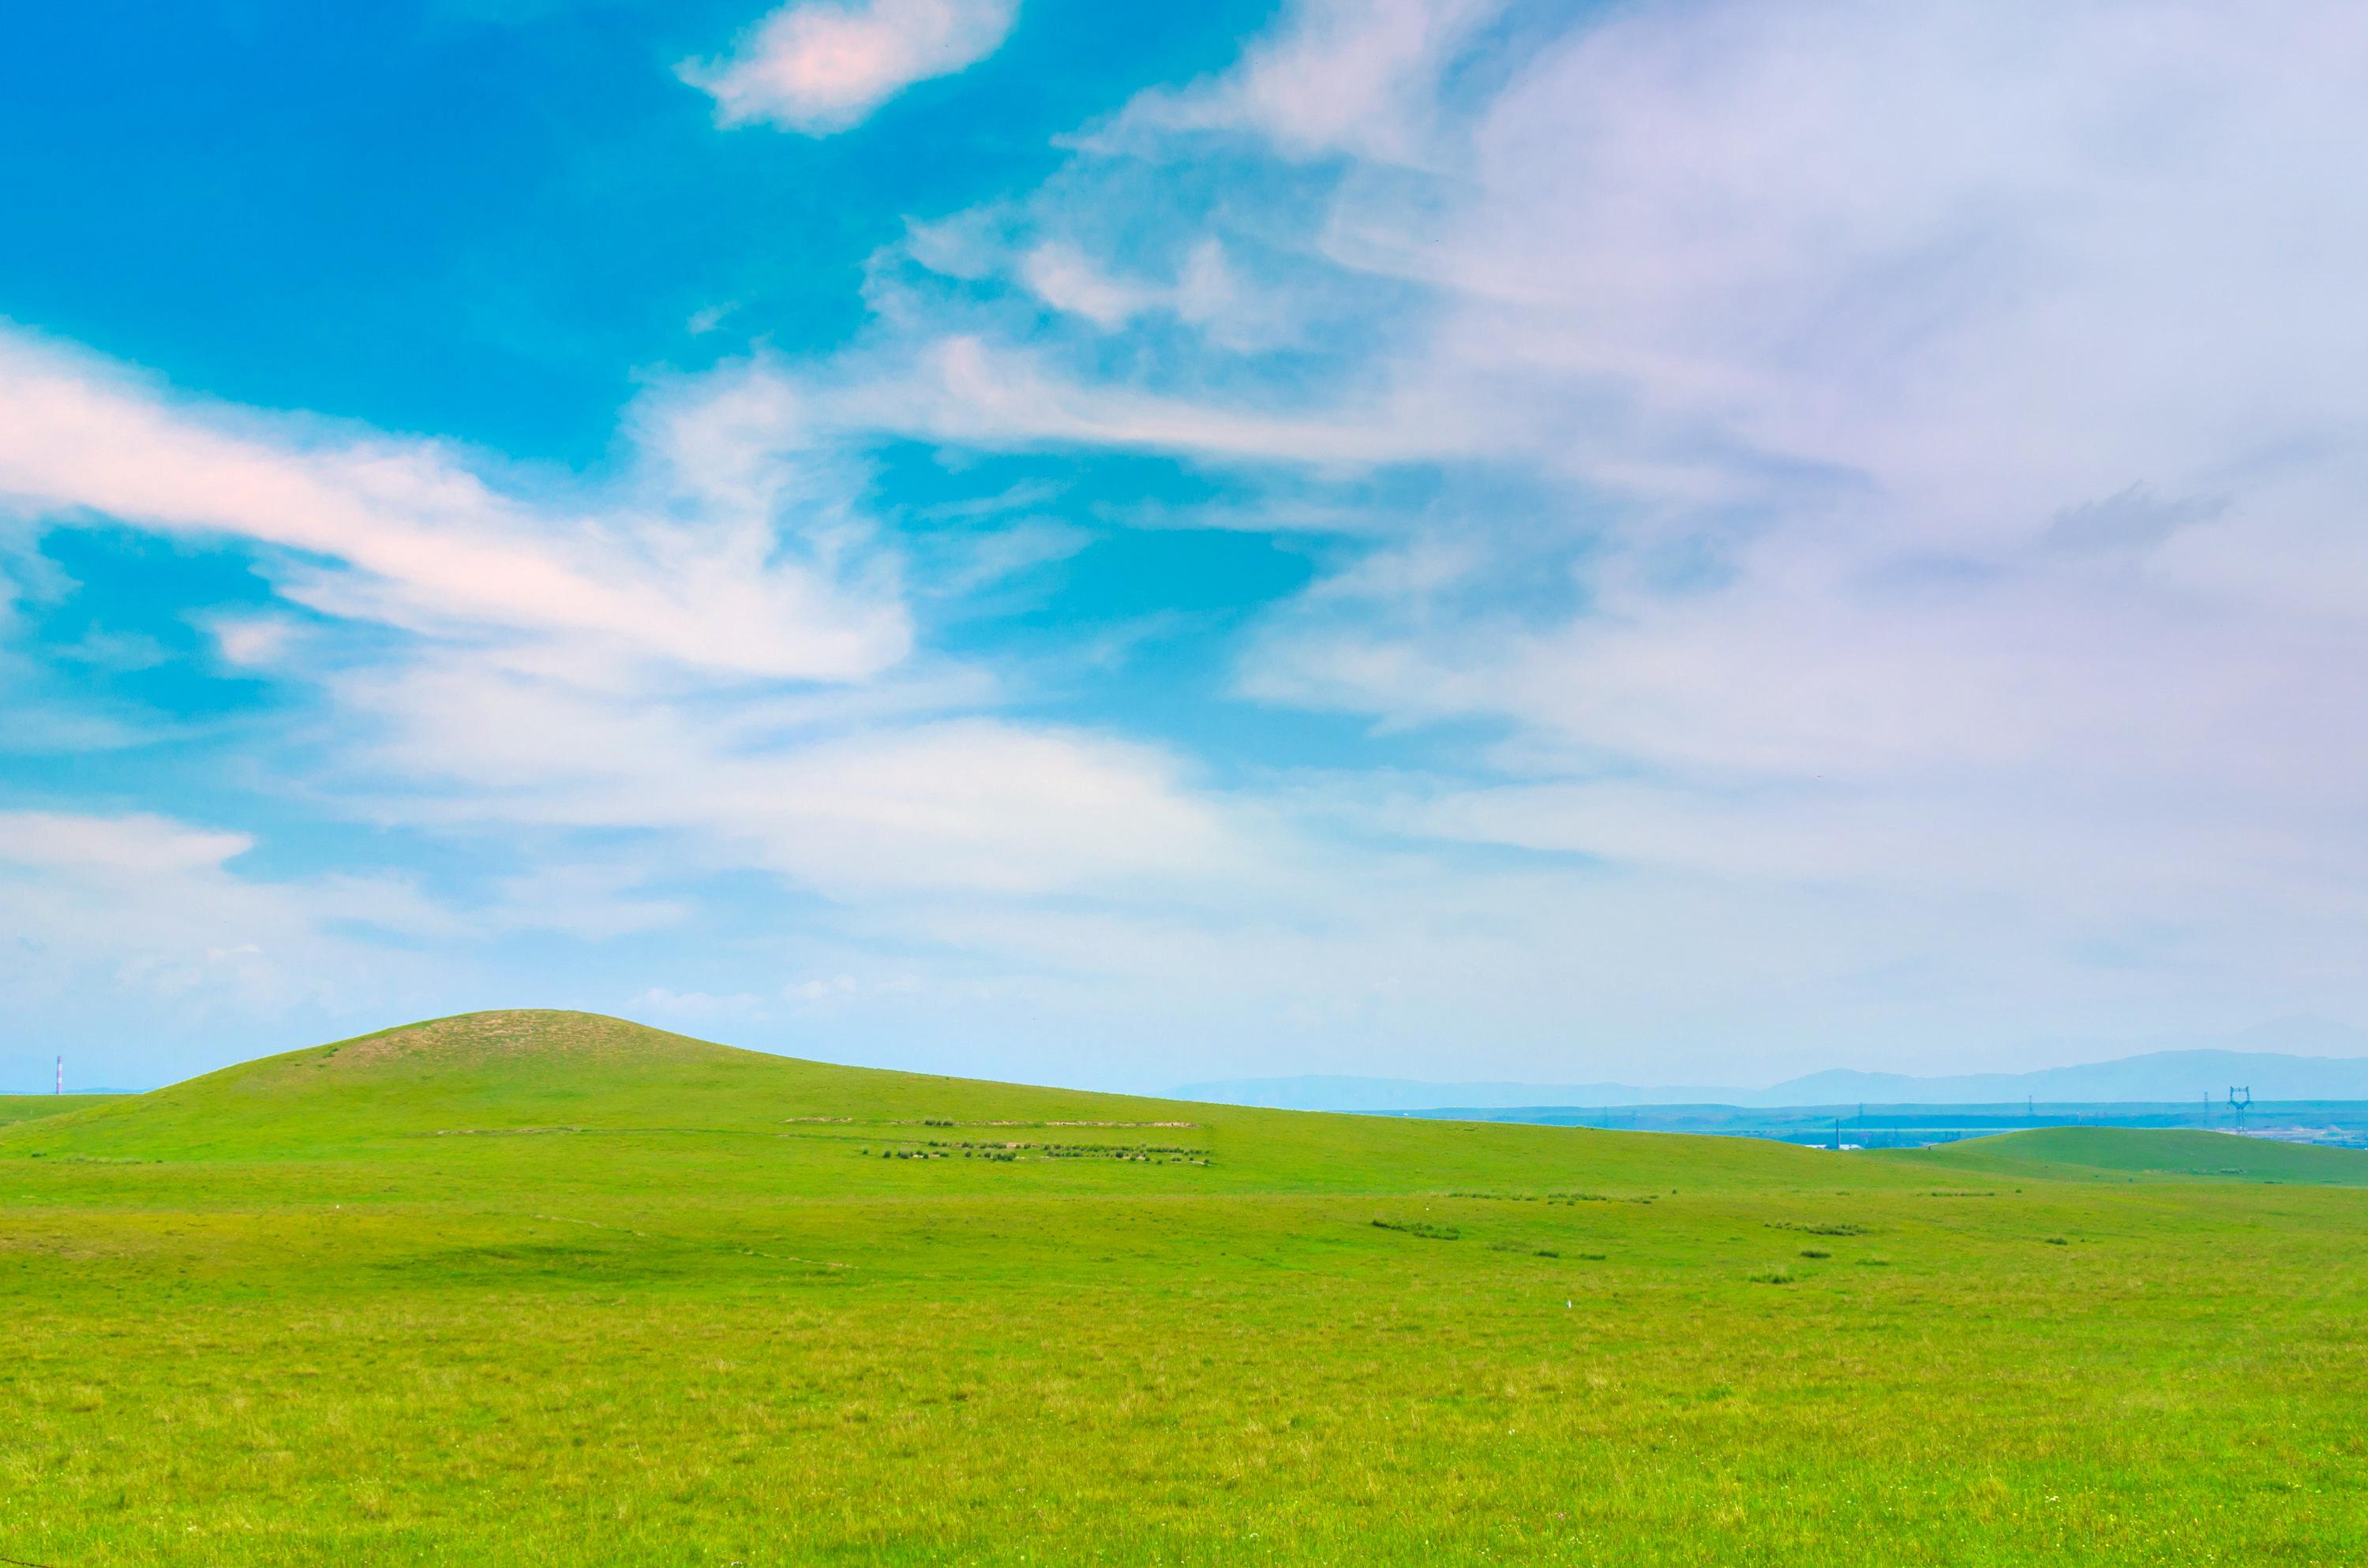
[324,1011,724,1069]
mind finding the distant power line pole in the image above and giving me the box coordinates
[55,1054,62,1095]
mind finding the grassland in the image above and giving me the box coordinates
[3,1010,2365,1566]
[0,1095,112,1131]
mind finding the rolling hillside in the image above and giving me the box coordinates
[0,1093,110,1131]
[1898,1125,2368,1184]
[4,1011,2366,1566]
[2,1008,1851,1195]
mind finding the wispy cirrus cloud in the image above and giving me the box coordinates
[0,320,1263,1029]
[1220,0,2368,848]
[1106,0,1502,165]
[338,656,1246,900]
[682,0,1019,134]
[0,328,908,682]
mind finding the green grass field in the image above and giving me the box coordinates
[4,1011,2365,1566]
[0,1095,113,1131]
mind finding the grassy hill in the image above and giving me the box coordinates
[4,1011,2366,1566]
[0,1093,111,1131]
[1896,1124,2368,1184]
[6,1009,1840,1191]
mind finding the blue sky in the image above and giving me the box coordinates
[4,0,2366,1093]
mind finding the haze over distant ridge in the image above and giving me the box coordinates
[1177,1022,2368,1112]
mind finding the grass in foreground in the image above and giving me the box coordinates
[3,1010,2365,1566]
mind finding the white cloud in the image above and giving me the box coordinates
[339,656,1245,900]
[200,613,300,670]
[0,812,417,1018]
[683,0,1019,134]
[834,335,1475,464]
[0,810,720,1077]
[1013,238,1258,346]
[0,329,908,683]
[1017,241,1159,329]
[1231,0,2368,788]
[0,322,1268,1005]
[1407,1,2368,531]
[1111,0,1504,166]
[0,811,253,876]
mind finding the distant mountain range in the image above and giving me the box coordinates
[1175,1020,2368,1111]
